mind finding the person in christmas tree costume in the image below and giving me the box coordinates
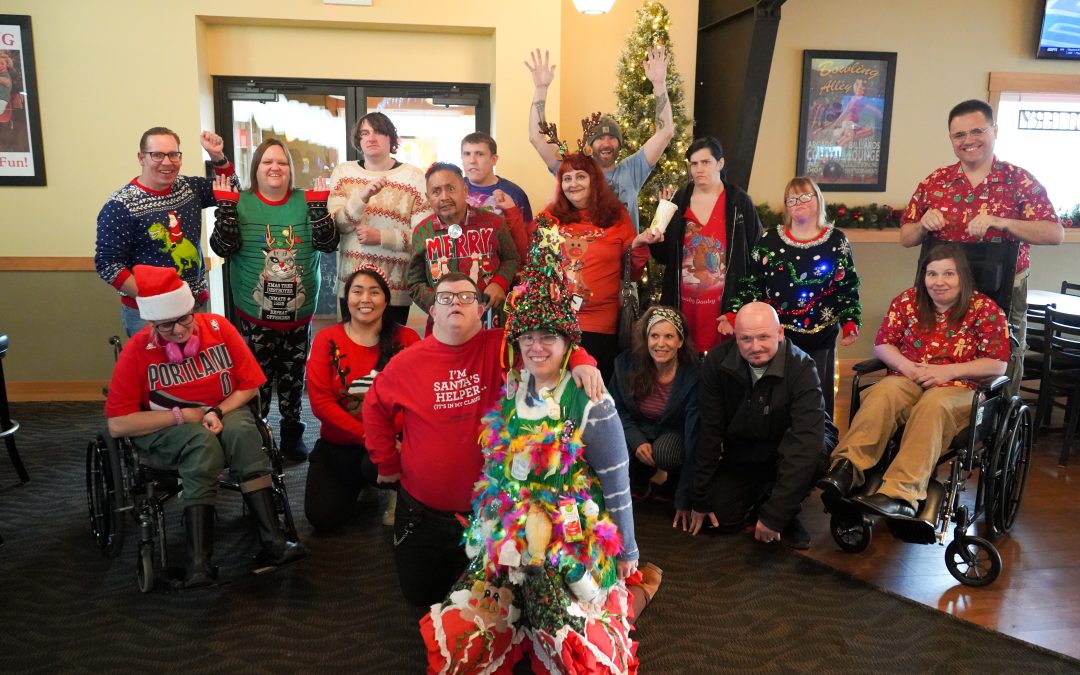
[727,176,861,415]
[210,138,340,461]
[421,215,658,675]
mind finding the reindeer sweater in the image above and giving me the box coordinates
[95,170,233,309]
[209,189,337,328]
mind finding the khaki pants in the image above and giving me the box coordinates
[834,376,972,507]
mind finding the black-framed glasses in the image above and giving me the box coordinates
[434,291,479,305]
[950,127,992,142]
[784,192,815,207]
[153,313,195,333]
[518,333,561,347]
[143,151,183,162]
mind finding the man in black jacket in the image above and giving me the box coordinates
[689,303,835,548]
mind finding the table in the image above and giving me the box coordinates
[1028,289,1080,316]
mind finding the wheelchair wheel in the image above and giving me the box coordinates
[85,435,125,559]
[136,542,155,593]
[830,513,872,553]
[995,405,1032,533]
[945,536,1002,587]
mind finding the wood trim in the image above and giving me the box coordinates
[0,257,220,271]
[841,229,1080,244]
[8,381,107,402]
[0,257,96,271]
[988,72,1080,95]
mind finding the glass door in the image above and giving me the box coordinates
[212,78,489,324]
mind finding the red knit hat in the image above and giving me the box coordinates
[133,265,195,321]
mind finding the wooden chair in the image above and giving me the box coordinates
[1061,281,1080,297]
[1040,307,1080,466]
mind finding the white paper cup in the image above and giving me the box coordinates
[650,198,678,236]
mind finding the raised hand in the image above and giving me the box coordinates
[213,174,233,193]
[312,175,329,192]
[492,189,515,212]
[200,131,225,160]
[525,48,557,89]
[644,44,669,85]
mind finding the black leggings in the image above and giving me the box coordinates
[303,438,380,533]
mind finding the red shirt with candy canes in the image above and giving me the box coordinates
[874,288,1010,391]
[901,157,1059,273]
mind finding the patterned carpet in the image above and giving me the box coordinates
[0,401,1077,673]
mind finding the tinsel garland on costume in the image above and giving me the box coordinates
[465,404,622,591]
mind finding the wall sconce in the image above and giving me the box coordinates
[572,0,616,15]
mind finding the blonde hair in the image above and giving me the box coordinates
[782,176,827,228]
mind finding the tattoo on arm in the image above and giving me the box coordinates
[654,92,669,129]
[533,99,547,123]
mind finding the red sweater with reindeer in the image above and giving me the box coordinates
[95,169,234,309]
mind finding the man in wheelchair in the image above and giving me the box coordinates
[818,243,1010,519]
[104,265,306,587]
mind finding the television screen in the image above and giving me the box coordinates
[1038,0,1080,59]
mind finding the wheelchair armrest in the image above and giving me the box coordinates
[974,375,1009,394]
[851,358,887,374]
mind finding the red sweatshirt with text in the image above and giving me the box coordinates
[362,328,595,512]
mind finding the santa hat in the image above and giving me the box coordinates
[503,212,581,345]
[133,265,195,321]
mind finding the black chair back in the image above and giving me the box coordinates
[1060,280,1080,298]
[918,240,1019,316]
[1043,307,1080,465]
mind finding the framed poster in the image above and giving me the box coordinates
[0,15,46,186]
[795,50,896,192]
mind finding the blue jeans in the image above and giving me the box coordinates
[120,304,146,338]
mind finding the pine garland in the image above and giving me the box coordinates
[755,202,904,229]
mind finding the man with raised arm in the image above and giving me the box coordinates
[525,46,674,232]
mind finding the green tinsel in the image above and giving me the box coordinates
[755,202,904,230]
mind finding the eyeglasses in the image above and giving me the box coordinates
[785,192,815,207]
[153,313,195,333]
[518,333,561,347]
[434,291,479,305]
[950,127,992,142]
[142,151,183,162]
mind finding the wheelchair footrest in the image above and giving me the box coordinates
[884,480,946,545]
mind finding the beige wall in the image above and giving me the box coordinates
[750,0,1079,207]
[0,0,697,386]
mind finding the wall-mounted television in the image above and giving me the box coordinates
[1038,0,1080,59]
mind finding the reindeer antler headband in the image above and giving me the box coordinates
[539,112,604,159]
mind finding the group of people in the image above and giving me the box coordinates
[94,35,1062,671]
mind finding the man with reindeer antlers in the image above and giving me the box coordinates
[526,45,674,233]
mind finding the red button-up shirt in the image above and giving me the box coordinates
[875,288,1011,390]
[901,157,1059,273]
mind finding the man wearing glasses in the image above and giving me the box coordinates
[899,99,1063,395]
[362,272,604,606]
[95,126,235,336]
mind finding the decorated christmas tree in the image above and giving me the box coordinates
[612,0,693,305]
[612,0,693,224]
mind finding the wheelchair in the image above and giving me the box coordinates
[86,336,298,592]
[822,241,1032,587]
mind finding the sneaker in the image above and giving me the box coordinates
[780,517,811,550]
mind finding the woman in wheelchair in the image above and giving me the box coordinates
[104,265,306,587]
[818,243,1010,519]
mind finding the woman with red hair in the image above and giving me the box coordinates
[533,153,658,378]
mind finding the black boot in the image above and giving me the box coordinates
[243,487,308,566]
[280,421,309,463]
[183,505,215,588]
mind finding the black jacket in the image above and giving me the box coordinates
[649,179,763,314]
[693,338,835,530]
[608,352,700,510]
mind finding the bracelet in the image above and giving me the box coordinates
[205,406,224,420]
[171,407,184,426]
[211,157,230,167]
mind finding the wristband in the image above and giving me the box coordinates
[211,157,230,167]
[171,407,184,426]
[205,406,224,420]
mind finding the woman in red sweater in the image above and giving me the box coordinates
[539,153,657,379]
[304,264,420,532]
